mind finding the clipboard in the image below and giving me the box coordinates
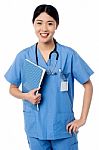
[23,59,46,111]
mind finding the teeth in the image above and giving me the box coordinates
[40,33,48,37]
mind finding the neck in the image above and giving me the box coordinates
[37,39,55,52]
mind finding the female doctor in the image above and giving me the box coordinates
[5,4,93,150]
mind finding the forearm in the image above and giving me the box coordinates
[9,84,41,105]
[9,84,27,100]
[66,79,93,133]
[80,80,93,122]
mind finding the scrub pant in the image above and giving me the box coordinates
[27,136,78,150]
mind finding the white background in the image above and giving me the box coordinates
[0,0,99,149]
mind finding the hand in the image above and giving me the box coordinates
[25,87,41,105]
[66,118,86,134]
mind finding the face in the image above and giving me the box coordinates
[33,12,57,44]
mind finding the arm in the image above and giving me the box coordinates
[66,79,93,133]
[9,84,41,105]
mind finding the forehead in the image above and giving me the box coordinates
[35,12,55,22]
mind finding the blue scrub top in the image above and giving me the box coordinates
[4,42,94,140]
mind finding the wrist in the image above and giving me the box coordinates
[80,117,86,124]
[21,92,28,100]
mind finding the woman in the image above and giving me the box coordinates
[5,4,93,150]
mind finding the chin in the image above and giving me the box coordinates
[39,38,53,44]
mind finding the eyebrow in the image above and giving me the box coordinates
[36,20,54,23]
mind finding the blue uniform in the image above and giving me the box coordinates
[27,136,78,150]
[5,42,93,149]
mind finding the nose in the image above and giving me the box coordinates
[42,24,48,32]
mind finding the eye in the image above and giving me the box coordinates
[48,22,53,25]
[37,22,42,25]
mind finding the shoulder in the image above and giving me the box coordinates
[57,42,77,58]
[16,44,35,58]
[16,44,35,61]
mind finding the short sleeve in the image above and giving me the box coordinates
[4,53,23,87]
[72,51,94,84]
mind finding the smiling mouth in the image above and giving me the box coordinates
[40,33,49,38]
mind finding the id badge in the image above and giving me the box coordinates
[60,80,68,91]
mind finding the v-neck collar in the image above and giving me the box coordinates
[30,43,68,73]
[36,43,62,72]
[37,48,49,69]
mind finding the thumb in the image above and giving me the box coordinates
[31,87,41,94]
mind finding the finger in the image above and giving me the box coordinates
[36,99,41,104]
[34,96,41,104]
[34,101,40,104]
[32,87,41,94]
[66,123,73,134]
[35,87,41,91]
[66,122,73,131]
[37,97,41,102]
[33,99,39,104]
[75,127,78,133]
[75,126,79,133]
[37,99,41,104]
[68,124,74,134]
[35,93,41,99]
[37,101,40,104]
[73,125,78,133]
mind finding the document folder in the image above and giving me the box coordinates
[23,59,46,111]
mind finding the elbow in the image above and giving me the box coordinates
[9,84,17,96]
[9,86,13,96]
[83,79,93,94]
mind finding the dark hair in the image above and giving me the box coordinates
[32,4,59,25]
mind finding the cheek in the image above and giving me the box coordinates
[50,26,57,33]
[50,29,56,35]
[33,24,40,33]
[50,31,55,36]
[34,28,40,35]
